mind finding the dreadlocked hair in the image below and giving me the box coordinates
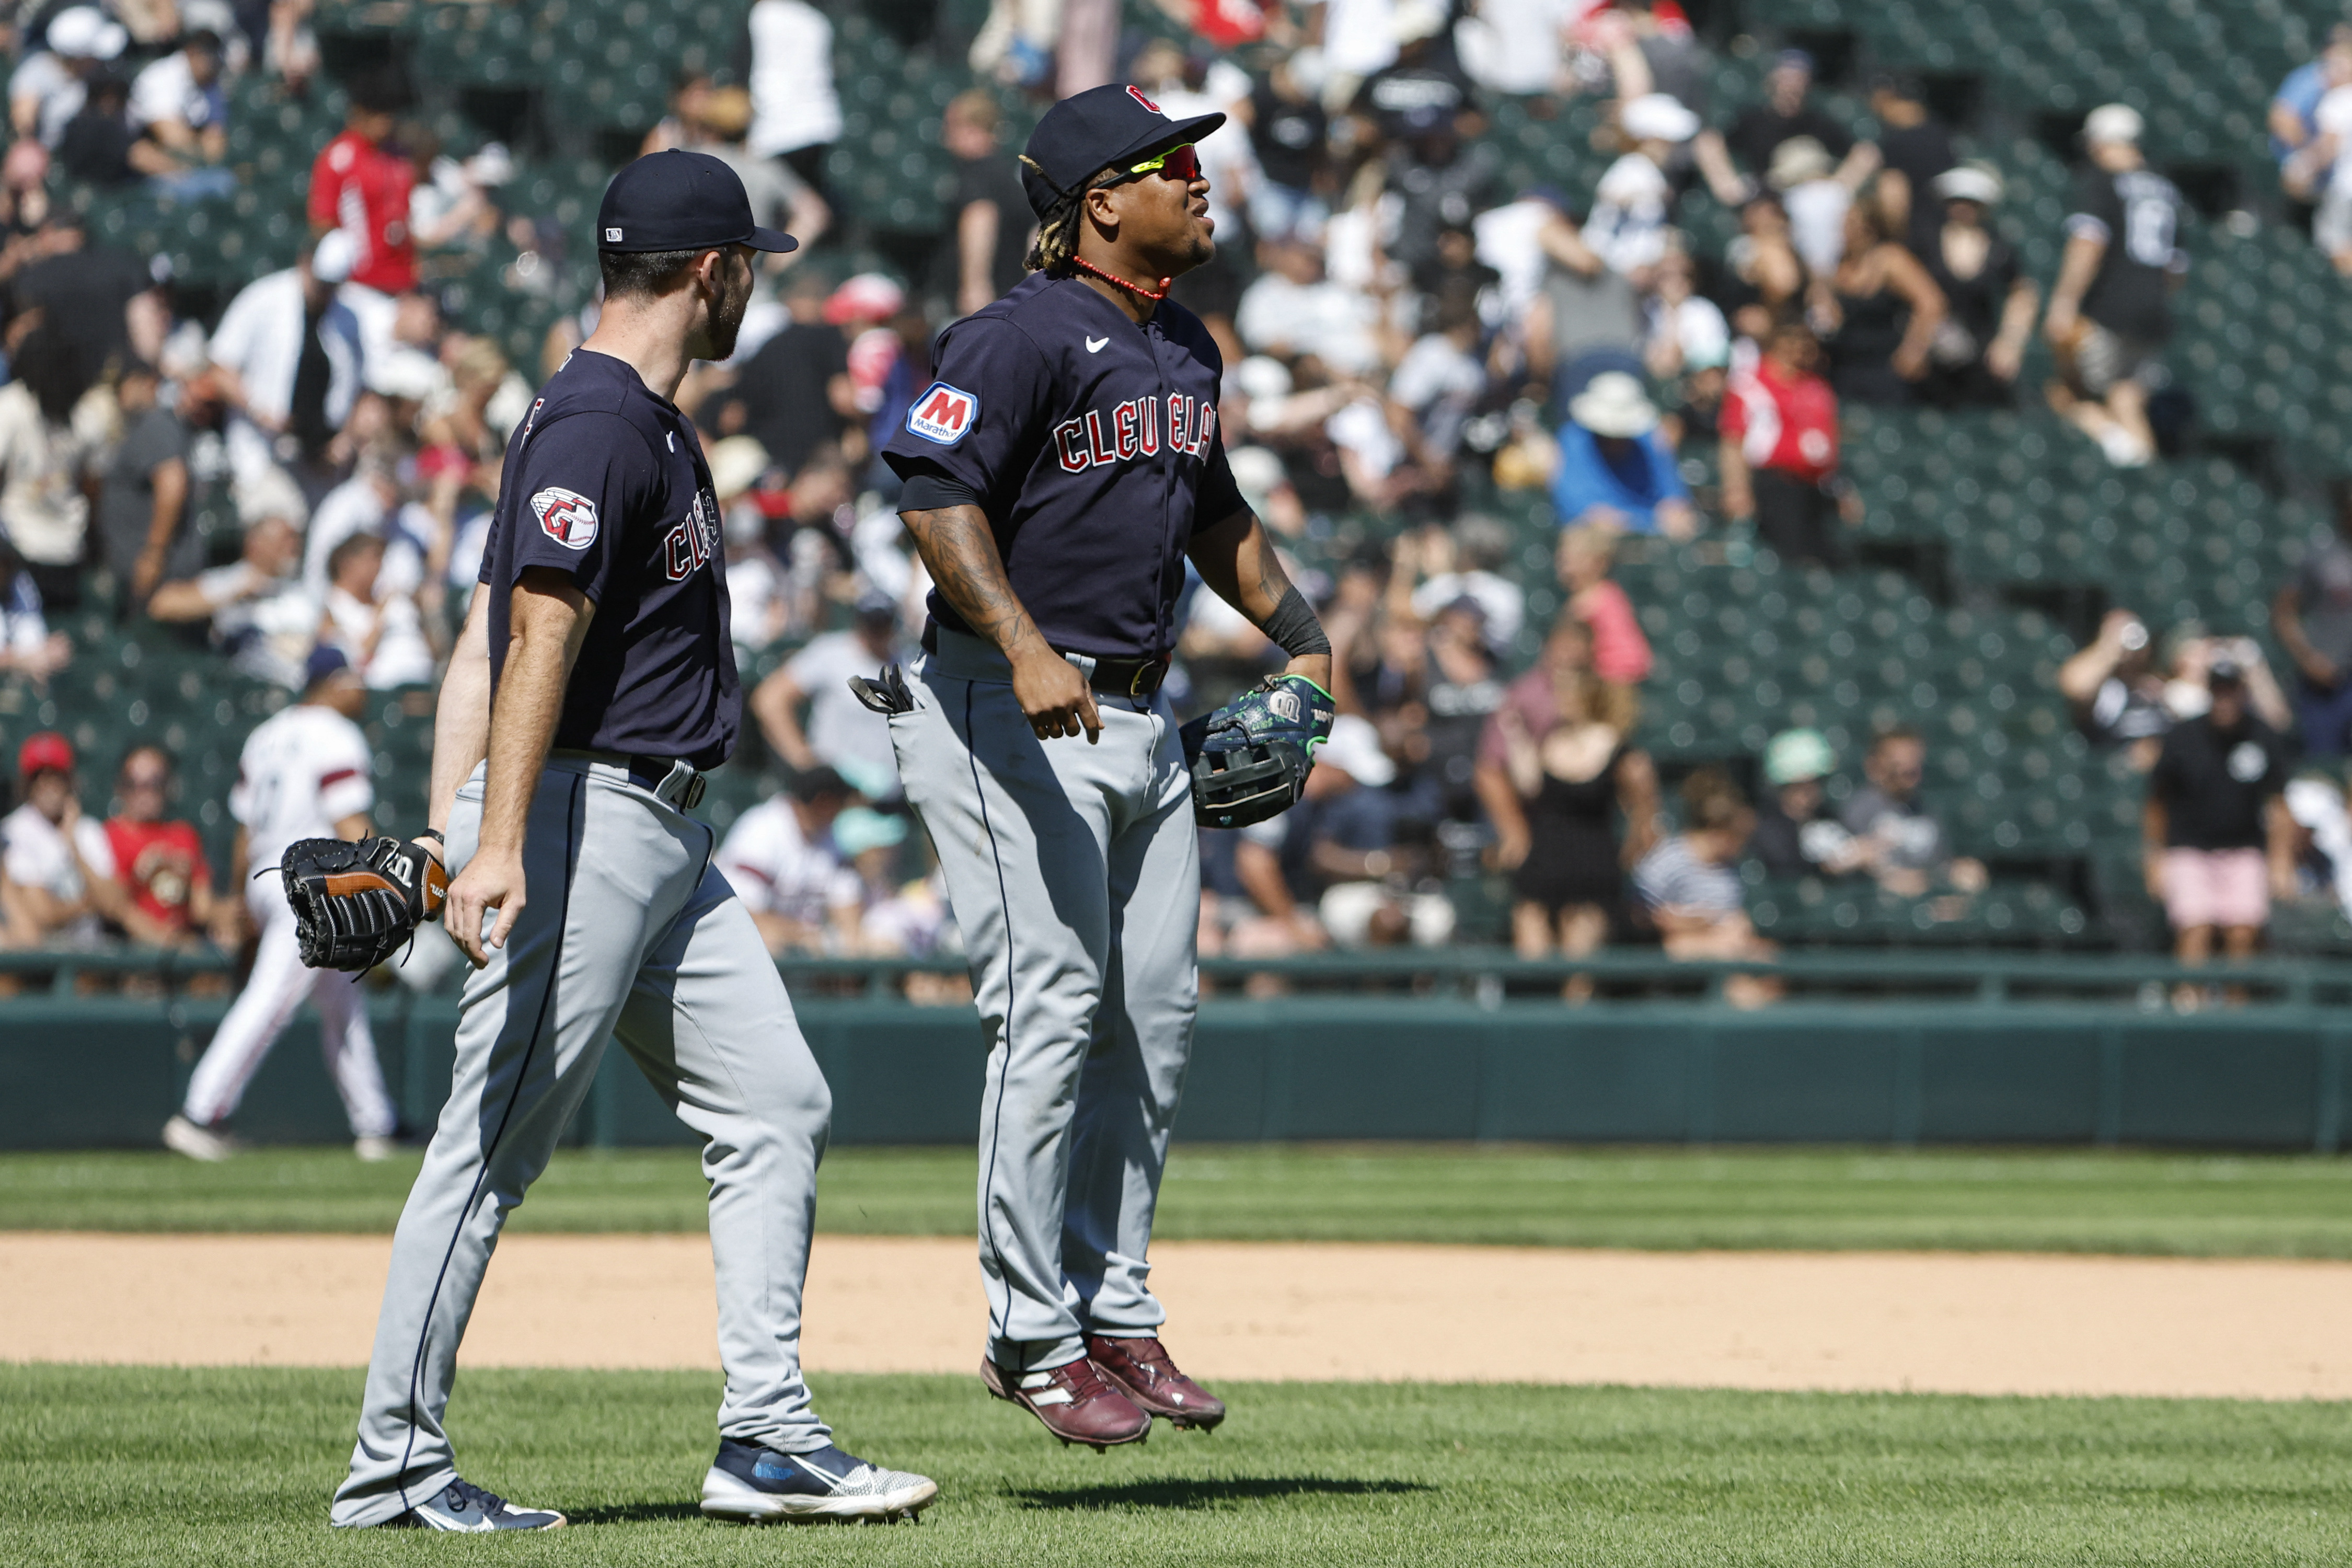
[1021,157,1127,275]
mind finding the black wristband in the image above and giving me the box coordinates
[415,828,445,845]
[1261,584,1331,660]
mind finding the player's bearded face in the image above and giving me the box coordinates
[1112,164,1216,273]
[704,247,755,360]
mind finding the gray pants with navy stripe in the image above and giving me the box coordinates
[331,754,834,1527]
[891,629,1201,1374]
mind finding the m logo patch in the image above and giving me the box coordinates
[531,486,599,550]
[1126,85,1163,114]
[905,381,979,445]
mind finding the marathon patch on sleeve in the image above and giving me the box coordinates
[904,381,979,446]
[531,485,600,550]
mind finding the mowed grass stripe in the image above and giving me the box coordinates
[5,1146,2352,1256]
[2,1365,2346,1566]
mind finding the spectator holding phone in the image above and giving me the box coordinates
[2145,657,2295,982]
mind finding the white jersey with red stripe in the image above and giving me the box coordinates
[229,701,375,874]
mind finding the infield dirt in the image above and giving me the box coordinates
[5,1232,2350,1400]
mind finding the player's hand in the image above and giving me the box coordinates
[445,845,526,967]
[1009,645,1101,744]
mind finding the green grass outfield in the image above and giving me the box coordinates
[5,1365,2348,1567]
[5,1145,2352,1255]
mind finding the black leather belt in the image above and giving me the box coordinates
[1083,653,1169,699]
[627,756,707,809]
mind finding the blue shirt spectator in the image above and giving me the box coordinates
[1550,372,1694,537]
[2274,32,2352,164]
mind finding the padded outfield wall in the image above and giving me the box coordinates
[5,987,2350,1151]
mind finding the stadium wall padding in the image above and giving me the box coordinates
[4,996,2349,1151]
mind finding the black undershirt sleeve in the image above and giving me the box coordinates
[897,468,983,513]
[1262,583,1332,659]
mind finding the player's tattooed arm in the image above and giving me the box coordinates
[1188,507,1333,693]
[901,504,1101,742]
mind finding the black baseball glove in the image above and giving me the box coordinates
[282,836,449,972]
[1180,673,1335,829]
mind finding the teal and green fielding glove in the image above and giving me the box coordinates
[1179,674,1336,829]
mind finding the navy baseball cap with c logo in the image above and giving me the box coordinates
[597,149,799,254]
[1019,83,1225,219]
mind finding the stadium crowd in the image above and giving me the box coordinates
[0,0,2349,998]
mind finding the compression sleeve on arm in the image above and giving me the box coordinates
[1262,584,1331,659]
[897,469,984,513]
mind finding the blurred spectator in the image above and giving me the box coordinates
[1768,136,1853,279]
[147,513,318,688]
[712,267,857,476]
[968,0,1058,88]
[0,541,69,681]
[675,84,830,266]
[2060,608,2173,770]
[1749,727,1870,878]
[1239,52,1330,245]
[1631,766,1777,1006]
[97,358,195,613]
[308,66,416,298]
[746,0,842,193]
[2166,630,2293,735]
[10,6,127,148]
[0,140,54,261]
[1382,112,1501,289]
[0,320,109,609]
[942,90,1031,316]
[1406,513,1524,647]
[1475,610,1592,869]
[1721,320,1851,566]
[2296,63,2352,275]
[2145,658,2294,975]
[1389,287,1487,471]
[1696,48,1876,207]
[1455,0,1567,97]
[1555,523,1651,685]
[1236,713,1453,950]
[1520,199,1643,389]
[1236,236,1382,375]
[1714,193,1806,340]
[319,531,433,689]
[207,232,364,480]
[1840,727,1988,899]
[1417,593,1506,824]
[11,207,156,378]
[97,744,233,949]
[2,731,111,947]
[128,27,230,199]
[1641,244,1730,385]
[1494,657,1656,981]
[2275,480,2352,757]
[1814,195,1945,405]
[1919,165,2038,407]
[750,590,904,802]
[1864,72,1955,250]
[1551,372,1693,538]
[399,136,510,263]
[2272,25,2352,168]
[713,767,863,955]
[2045,105,2184,469]
[1587,94,1698,279]
[302,454,402,598]
[55,70,137,186]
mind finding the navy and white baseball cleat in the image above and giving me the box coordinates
[700,1439,938,1524]
[384,1478,566,1531]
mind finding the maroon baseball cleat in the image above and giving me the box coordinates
[1086,1335,1226,1431]
[981,1356,1151,1450]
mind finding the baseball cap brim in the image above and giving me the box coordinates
[1110,110,1226,174]
[745,226,799,254]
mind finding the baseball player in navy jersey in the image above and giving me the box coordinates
[330,152,936,1531]
[877,85,1334,1449]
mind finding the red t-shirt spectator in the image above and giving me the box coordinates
[308,130,416,294]
[1573,578,1653,686]
[1722,357,1839,483]
[102,817,212,934]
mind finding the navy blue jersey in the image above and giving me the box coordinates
[880,271,1248,662]
[481,349,739,768]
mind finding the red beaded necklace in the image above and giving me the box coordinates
[1071,255,1171,303]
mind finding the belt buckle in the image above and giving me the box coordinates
[1128,662,1151,699]
[682,773,707,810]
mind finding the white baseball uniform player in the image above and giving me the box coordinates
[168,676,398,1158]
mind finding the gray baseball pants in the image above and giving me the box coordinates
[890,628,1200,1374]
[331,754,834,1527]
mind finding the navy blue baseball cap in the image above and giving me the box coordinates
[596,149,799,255]
[1019,83,1225,218]
[304,643,353,687]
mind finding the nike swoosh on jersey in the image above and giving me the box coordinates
[1086,336,1109,353]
